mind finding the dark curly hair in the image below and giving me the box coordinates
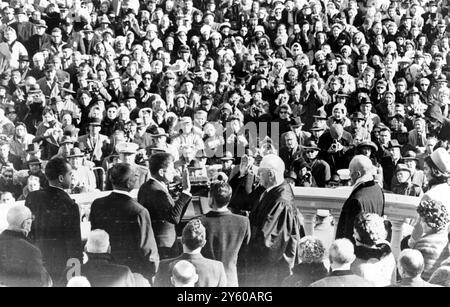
[354,213,387,246]
[417,199,450,232]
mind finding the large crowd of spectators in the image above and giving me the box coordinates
[0,0,449,288]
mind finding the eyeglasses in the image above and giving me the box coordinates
[279,111,288,114]
[420,83,429,86]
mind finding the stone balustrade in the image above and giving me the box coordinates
[293,186,421,259]
[17,186,421,258]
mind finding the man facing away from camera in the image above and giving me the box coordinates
[198,181,250,287]
[154,219,227,287]
[89,163,159,282]
[336,155,385,243]
[25,157,82,285]
[248,154,303,286]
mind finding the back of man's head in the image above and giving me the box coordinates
[398,249,424,279]
[148,152,173,176]
[209,182,232,209]
[6,205,32,229]
[182,219,206,251]
[349,155,373,181]
[67,276,91,287]
[329,238,356,266]
[86,229,110,254]
[109,163,134,191]
[171,260,198,287]
[45,157,71,181]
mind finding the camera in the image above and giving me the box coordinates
[330,140,340,151]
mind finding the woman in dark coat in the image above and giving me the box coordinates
[282,236,328,287]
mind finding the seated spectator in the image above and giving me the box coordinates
[81,229,136,287]
[0,205,52,287]
[409,199,450,281]
[310,238,374,287]
[66,276,91,287]
[18,175,41,201]
[154,219,227,287]
[282,236,329,287]
[171,260,199,287]
[391,164,422,197]
[351,213,396,287]
[389,249,441,287]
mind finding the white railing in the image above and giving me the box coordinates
[17,187,420,258]
[293,187,420,259]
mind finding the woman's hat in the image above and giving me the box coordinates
[395,163,411,174]
[357,141,378,152]
[401,150,418,162]
[302,140,320,151]
[430,148,450,175]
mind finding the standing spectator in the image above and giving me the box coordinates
[336,155,385,242]
[25,158,83,284]
[198,182,251,287]
[389,249,441,287]
[81,230,137,287]
[89,163,159,281]
[282,236,329,287]
[351,213,396,287]
[0,205,52,287]
[310,239,374,287]
[154,219,227,287]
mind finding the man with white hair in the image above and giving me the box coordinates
[336,155,385,242]
[310,239,374,287]
[247,154,302,286]
[0,205,52,287]
[80,230,136,287]
[171,260,198,287]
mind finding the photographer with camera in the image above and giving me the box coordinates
[318,123,353,174]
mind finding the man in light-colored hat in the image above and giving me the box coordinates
[105,142,150,190]
[67,147,97,193]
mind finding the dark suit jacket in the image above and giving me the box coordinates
[335,180,385,242]
[0,153,22,171]
[198,210,250,287]
[279,146,303,175]
[81,253,135,287]
[89,192,159,280]
[11,21,35,44]
[0,230,52,287]
[25,187,83,281]
[309,270,375,287]
[154,253,227,287]
[26,33,52,56]
[138,178,192,249]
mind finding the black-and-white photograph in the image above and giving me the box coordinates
[0,0,449,291]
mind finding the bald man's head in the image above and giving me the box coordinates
[7,205,32,232]
[171,260,198,287]
[86,230,110,254]
[398,249,424,278]
[349,155,374,184]
[259,154,285,187]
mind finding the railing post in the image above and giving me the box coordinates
[390,218,406,260]
[302,211,316,236]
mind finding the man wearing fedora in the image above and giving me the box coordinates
[26,20,51,57]
[77,118,110,167]
[104,142,150,190]
[280,131,303,176]
[381,139,404,191]
[391,163,423,197]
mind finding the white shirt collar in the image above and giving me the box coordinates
[352,174,373,191]
[112,189,133,198]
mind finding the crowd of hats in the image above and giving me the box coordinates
[0,0,449,196]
